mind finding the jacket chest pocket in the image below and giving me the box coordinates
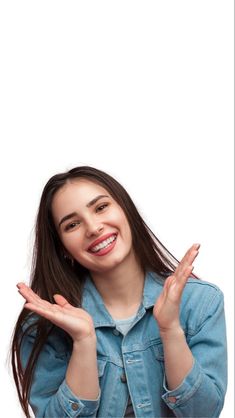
[152,342,164,361]
[97,358,107,379]
[151,341,165,375]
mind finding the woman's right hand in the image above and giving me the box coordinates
[17,283,96,343]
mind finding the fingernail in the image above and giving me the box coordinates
[17,282,26,287]
[194,243,200,250]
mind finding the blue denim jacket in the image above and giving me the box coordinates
[21,272,227,418]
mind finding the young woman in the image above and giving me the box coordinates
[11,166,227,418]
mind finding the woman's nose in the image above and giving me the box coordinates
[85,221,104,237]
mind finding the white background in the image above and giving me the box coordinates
[0,1,233,417]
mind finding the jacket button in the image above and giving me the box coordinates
[120,373,127,383]
[71,402,79,410]
[113,329,120,336]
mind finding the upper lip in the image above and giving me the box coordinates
[87,233,117,251]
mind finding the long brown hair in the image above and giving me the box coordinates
[11,165,196,417]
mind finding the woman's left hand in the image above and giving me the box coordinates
[153,243,200,332]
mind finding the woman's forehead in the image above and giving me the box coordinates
[56,179,109,198]
[51,179,111,215]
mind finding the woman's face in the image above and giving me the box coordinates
[51,179,134,274]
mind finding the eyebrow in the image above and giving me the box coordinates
[58,194,110,228]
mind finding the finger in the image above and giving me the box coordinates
[17,284,52,309]
[175,245,200,279]
[23,302,62,323]
[164,275,175,291]
[162,275,181,301]
[160,276,171,300]
[17,283,41,302]
[163,267,194,305]
[180,244,200,267]
[17,288,43,307]
[178,265,194,287]
[17,287,41,306]
[53,294,72,308]
[182,243,200,264]
[175,252,198,279]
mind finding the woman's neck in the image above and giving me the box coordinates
[89,256,145,317]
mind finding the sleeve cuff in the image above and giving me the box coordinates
[57,379,101,417]
[161,358,203,408]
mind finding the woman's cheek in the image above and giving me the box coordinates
[108,209,124,224]
[62,232,81,252]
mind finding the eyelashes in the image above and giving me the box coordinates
[96,203,108,212]
[65,221,80,231]
[64,203,109,231]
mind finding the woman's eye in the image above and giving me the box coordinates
[96,203,108,212]
[64,204,108,231]
[65,221,80,231]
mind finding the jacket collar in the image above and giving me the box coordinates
[81,271,164,328]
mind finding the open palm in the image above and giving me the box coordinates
[153,243,200,331]
[17,283,96,343]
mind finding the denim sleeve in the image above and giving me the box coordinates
[20,328,101,418]
[161,288,227,418]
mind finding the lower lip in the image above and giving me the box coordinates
[89,236,117,257]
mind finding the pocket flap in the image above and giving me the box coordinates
[152,343,164,361]
[97,359,107,377]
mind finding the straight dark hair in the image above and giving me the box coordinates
[10,165,198,418]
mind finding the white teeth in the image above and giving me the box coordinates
[90,235,117,253]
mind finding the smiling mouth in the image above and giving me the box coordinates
[88,234,117,253]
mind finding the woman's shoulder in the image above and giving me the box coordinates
[180,277,225,331]
[184,276,224,300]
[149,271,223,297]
[181,276,224,311]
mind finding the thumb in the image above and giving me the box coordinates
[53,294,71,307]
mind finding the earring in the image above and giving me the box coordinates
[63,253,75,267]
